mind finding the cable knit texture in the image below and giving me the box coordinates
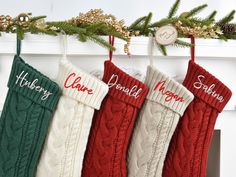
[127,65,194,177]
[0,55,61,177]
[82,60,148,177]
[163,60,232,177]
[36,60,109,177]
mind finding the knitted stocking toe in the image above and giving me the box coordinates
[36,60,108,177]
[127,66,194,177]
[163,61,232,177]
[0,56,61,177]
[82,61,148,177]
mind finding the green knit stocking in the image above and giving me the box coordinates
[0,55,61,177]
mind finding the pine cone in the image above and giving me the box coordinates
[217,23,236,34]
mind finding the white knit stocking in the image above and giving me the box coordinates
[36,60,108,177]
[127,65,194,177]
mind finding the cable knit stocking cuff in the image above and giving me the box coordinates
[103,61,148,108]
[7,56,61,111]
[57,60,109,110]
[145,65,194,116]
[183,61,232,112]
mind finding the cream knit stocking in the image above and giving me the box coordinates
[36,60,108,177]
[127,65,194,177]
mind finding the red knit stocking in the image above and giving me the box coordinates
[82,61,148,177]
[163,60,232,177]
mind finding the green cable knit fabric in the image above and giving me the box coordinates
[0,55,61,177]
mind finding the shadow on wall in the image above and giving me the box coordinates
[207,130,221,177]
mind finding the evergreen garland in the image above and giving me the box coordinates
[129,0,236,55]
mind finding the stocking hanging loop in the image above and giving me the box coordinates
[108,35,115,61]
[16,36,21,56]
[148,33,155,66]
[190,36,195,62]
[60,33,68,62]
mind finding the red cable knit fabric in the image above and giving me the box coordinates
[163,60,232,177]
[82,61,148,177]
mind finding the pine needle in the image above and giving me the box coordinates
[31,16,47,22]
[150,18,178,28]
[47,22,86,34]
[83,23,105,33]
[28,25,57,36]
[155,41,167,56]
[218,10,236,24]
[168,0,181,18]
[96,25,127,40]
[207,11,217,20]
[179,17,213,27]
[218,34,228,41]
[142,12,152,33]
[224,33,236,40]
[173,39,192,47]
[185,4,208,18]
[77,33,87,42]
[129,16,147,29]
[88,34,115,51]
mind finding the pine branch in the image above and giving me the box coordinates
[207,11,217,20]
[168,0,181,18]
[82,23,105,33]
[31,16,47,22]
[129,16,147,29]
[77,33,87,42]
[155,41,167,55]
[185,4,208,18]
[218,34,228,41]
[218,10,236,24]
[48,21,115,50]
[191,17,214,25]
[97,26,127,40]
[47,21,86,35]
[177,32,187,38]
[150,18,178,27]
[224,33,236,40]
[28,25,57,36]
[80,23,127,40]
[142,12,152,34]
[179,17,213,27]
[173,39,192,47]
[87,34,115,51]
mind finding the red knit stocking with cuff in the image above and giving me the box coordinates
[163,60,232,177]
[82,61,148,177]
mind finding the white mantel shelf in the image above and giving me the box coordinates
[0,33,236,58]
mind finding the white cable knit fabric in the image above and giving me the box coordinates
[127,65,194,177]
[36,60,108,177]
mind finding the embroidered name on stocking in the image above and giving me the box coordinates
[193,75,224,102]
[15,71,53,100]
[64,73,93,94]
[107,74,142,99]
[153,80,184,102]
